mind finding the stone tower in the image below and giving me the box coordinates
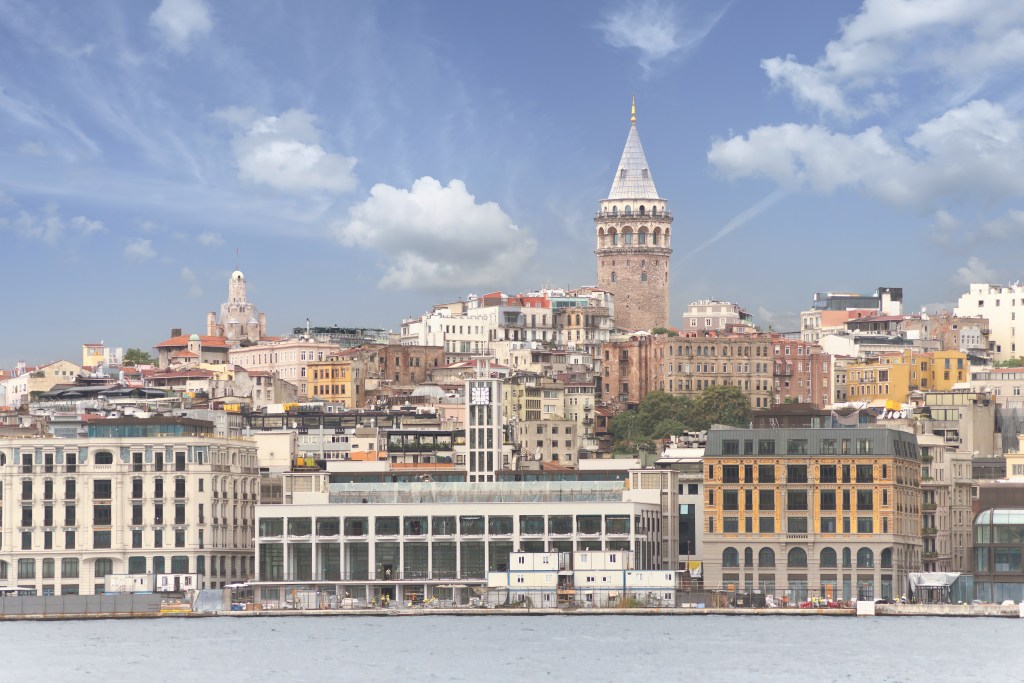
[206,270,268,344]
[595,98,672,332]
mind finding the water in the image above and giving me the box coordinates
[0,615,1019,682]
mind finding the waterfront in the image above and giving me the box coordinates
[0,615,1017,682]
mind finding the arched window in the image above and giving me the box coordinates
[722,547,740,568]
[881,548,892,569]
[612,206,618,216]
[611,272,617,283]
[622,227,633,245]
[857,548,874,568]
[0,560,7,580]
[612,231,619,246]
[95,451,113,465]
[842,548,852,568]
[640,272,648,283]
[651,206,658,216]
[95,558,114,577]
[758,547,775,567]
[820,547,837,568]
[744,547,754,566]
[624,205,632,216]
[788,547,807,568]
[638,228,647,245]
[638,205,646,216]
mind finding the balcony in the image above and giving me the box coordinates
[922,502,938,511]
[921,527,938,537]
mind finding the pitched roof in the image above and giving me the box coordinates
[155,334,229,349]
[608,124,659,200]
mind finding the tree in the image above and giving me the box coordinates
[995,358,1024,368]
[609,386,750,450]
[123,348,155,366]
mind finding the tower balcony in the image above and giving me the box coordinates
[594,246,672,258]
[595,210,673,222]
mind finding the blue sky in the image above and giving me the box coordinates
[4,0,1024,367]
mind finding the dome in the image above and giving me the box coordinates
[231,270,245,281]
[188,333,201,341]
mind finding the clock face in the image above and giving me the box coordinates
[471,386,490,405]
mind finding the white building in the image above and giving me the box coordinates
[467,358,504,482]
[954,282,1024,361]
[0,417,259,595]
[252,474,671,606]
[229,338,340,397]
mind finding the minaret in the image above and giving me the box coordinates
[594,98,672,331]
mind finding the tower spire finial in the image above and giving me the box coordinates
[631,95,636,125]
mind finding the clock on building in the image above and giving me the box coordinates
[471,386,491,405]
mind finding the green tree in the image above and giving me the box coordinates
[690,385,751,430]
[609,387,750,450]
[123,348,155,366]
[994,358,1024,368]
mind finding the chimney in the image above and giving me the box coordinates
[171,328,182,338]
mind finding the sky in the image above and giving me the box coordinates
[4,0,1024,368]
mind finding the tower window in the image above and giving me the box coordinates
[639,205,645,216]
[624,205,632,216]
[611,272,617,283]
[641,272,648,283]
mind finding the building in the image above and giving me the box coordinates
[0,360,85,409]
[206,270,267,345]
[154,331,230,368]
[0,417,259,595]
[845,350,968,403]
[467,358,504,482]
[682,300,755,334]
[230,337,339,397]
[486,549,676,607]
[917,434,972,573]
[800,288,903,343]
[954,282,1024,361]
[594,99,672,332]
[702,427,922,602]
[81,344,124,371]
[252,472,670,606]
[902,311,991,358]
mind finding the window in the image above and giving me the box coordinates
[788,547,807,567]
[787,491,808,511]
[93,479,111,499]
[18,559,35,579]
[758,465,774,483]
[856,439,873,455]
[93,505,112,526]
[857,490,874,510]
[723,490,739,511]
[788,517,808,534]
[65,530,75,549]
[757,440,776,455]
[722,547,740,567]
[758,490,775,510]
[857,517,874,533]
[857,548,874,568]
[842,464,851,483]
[93,530,111,548]
[820,548,837,568]
[64,479,75,499]
[842,490,851,511]
[786,439,808,455]
[94,451,113,465]
[722,465,740,483]
[786,465,807,484]
[758,548,775,567]
[174,478,186,498]
[175,529,185,547]
[344,517,368,536]
[856,464,874,483]
[819,464,837,483]
[820,517,837,533]
[758,517,775,533]
[820,490,836,511]
[62,558,79,578]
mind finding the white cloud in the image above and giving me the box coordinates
[980,209,1024,240]
[70,215,105,235]
[150,0,213,53]
[197,231,224,247]
[217,108,358,194]
[708,100,1024,210]
[762,0,1024,118]
[929,209,960,245]
[124,238,156,261]
[0,204,104,244]
[598,0,727,72]
[953,256,997,288]
[180,266,203,299]
[139,220,162,233]
[334,176,536,290]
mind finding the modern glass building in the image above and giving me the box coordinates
[973,509,1024,603]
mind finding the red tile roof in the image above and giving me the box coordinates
[155,335,229,349]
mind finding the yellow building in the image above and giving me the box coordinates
[703,428,922,601]
[306,354,358,407]
[845,349,967,403]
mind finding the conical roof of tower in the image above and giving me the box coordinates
[608,124,659,200]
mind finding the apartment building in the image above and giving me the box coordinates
[702,427,922,602]
[845,350,968,403]
[0,417,258,595]
[954,282,1024,361]
[229,337,341,397]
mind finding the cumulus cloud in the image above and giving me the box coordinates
[953,256,997,288]
[598,0,728,72]
[762,0,1024,118]
[929,209,960,245]
[124,238,156,261]
[0,204,105,245]
[708,100,1024,210]
[980,209,1024,240]
[334,176,537,290]
[216,107,357,194]
[197,231,224,247]
[180,266,203,298]
[150,0,213,53]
